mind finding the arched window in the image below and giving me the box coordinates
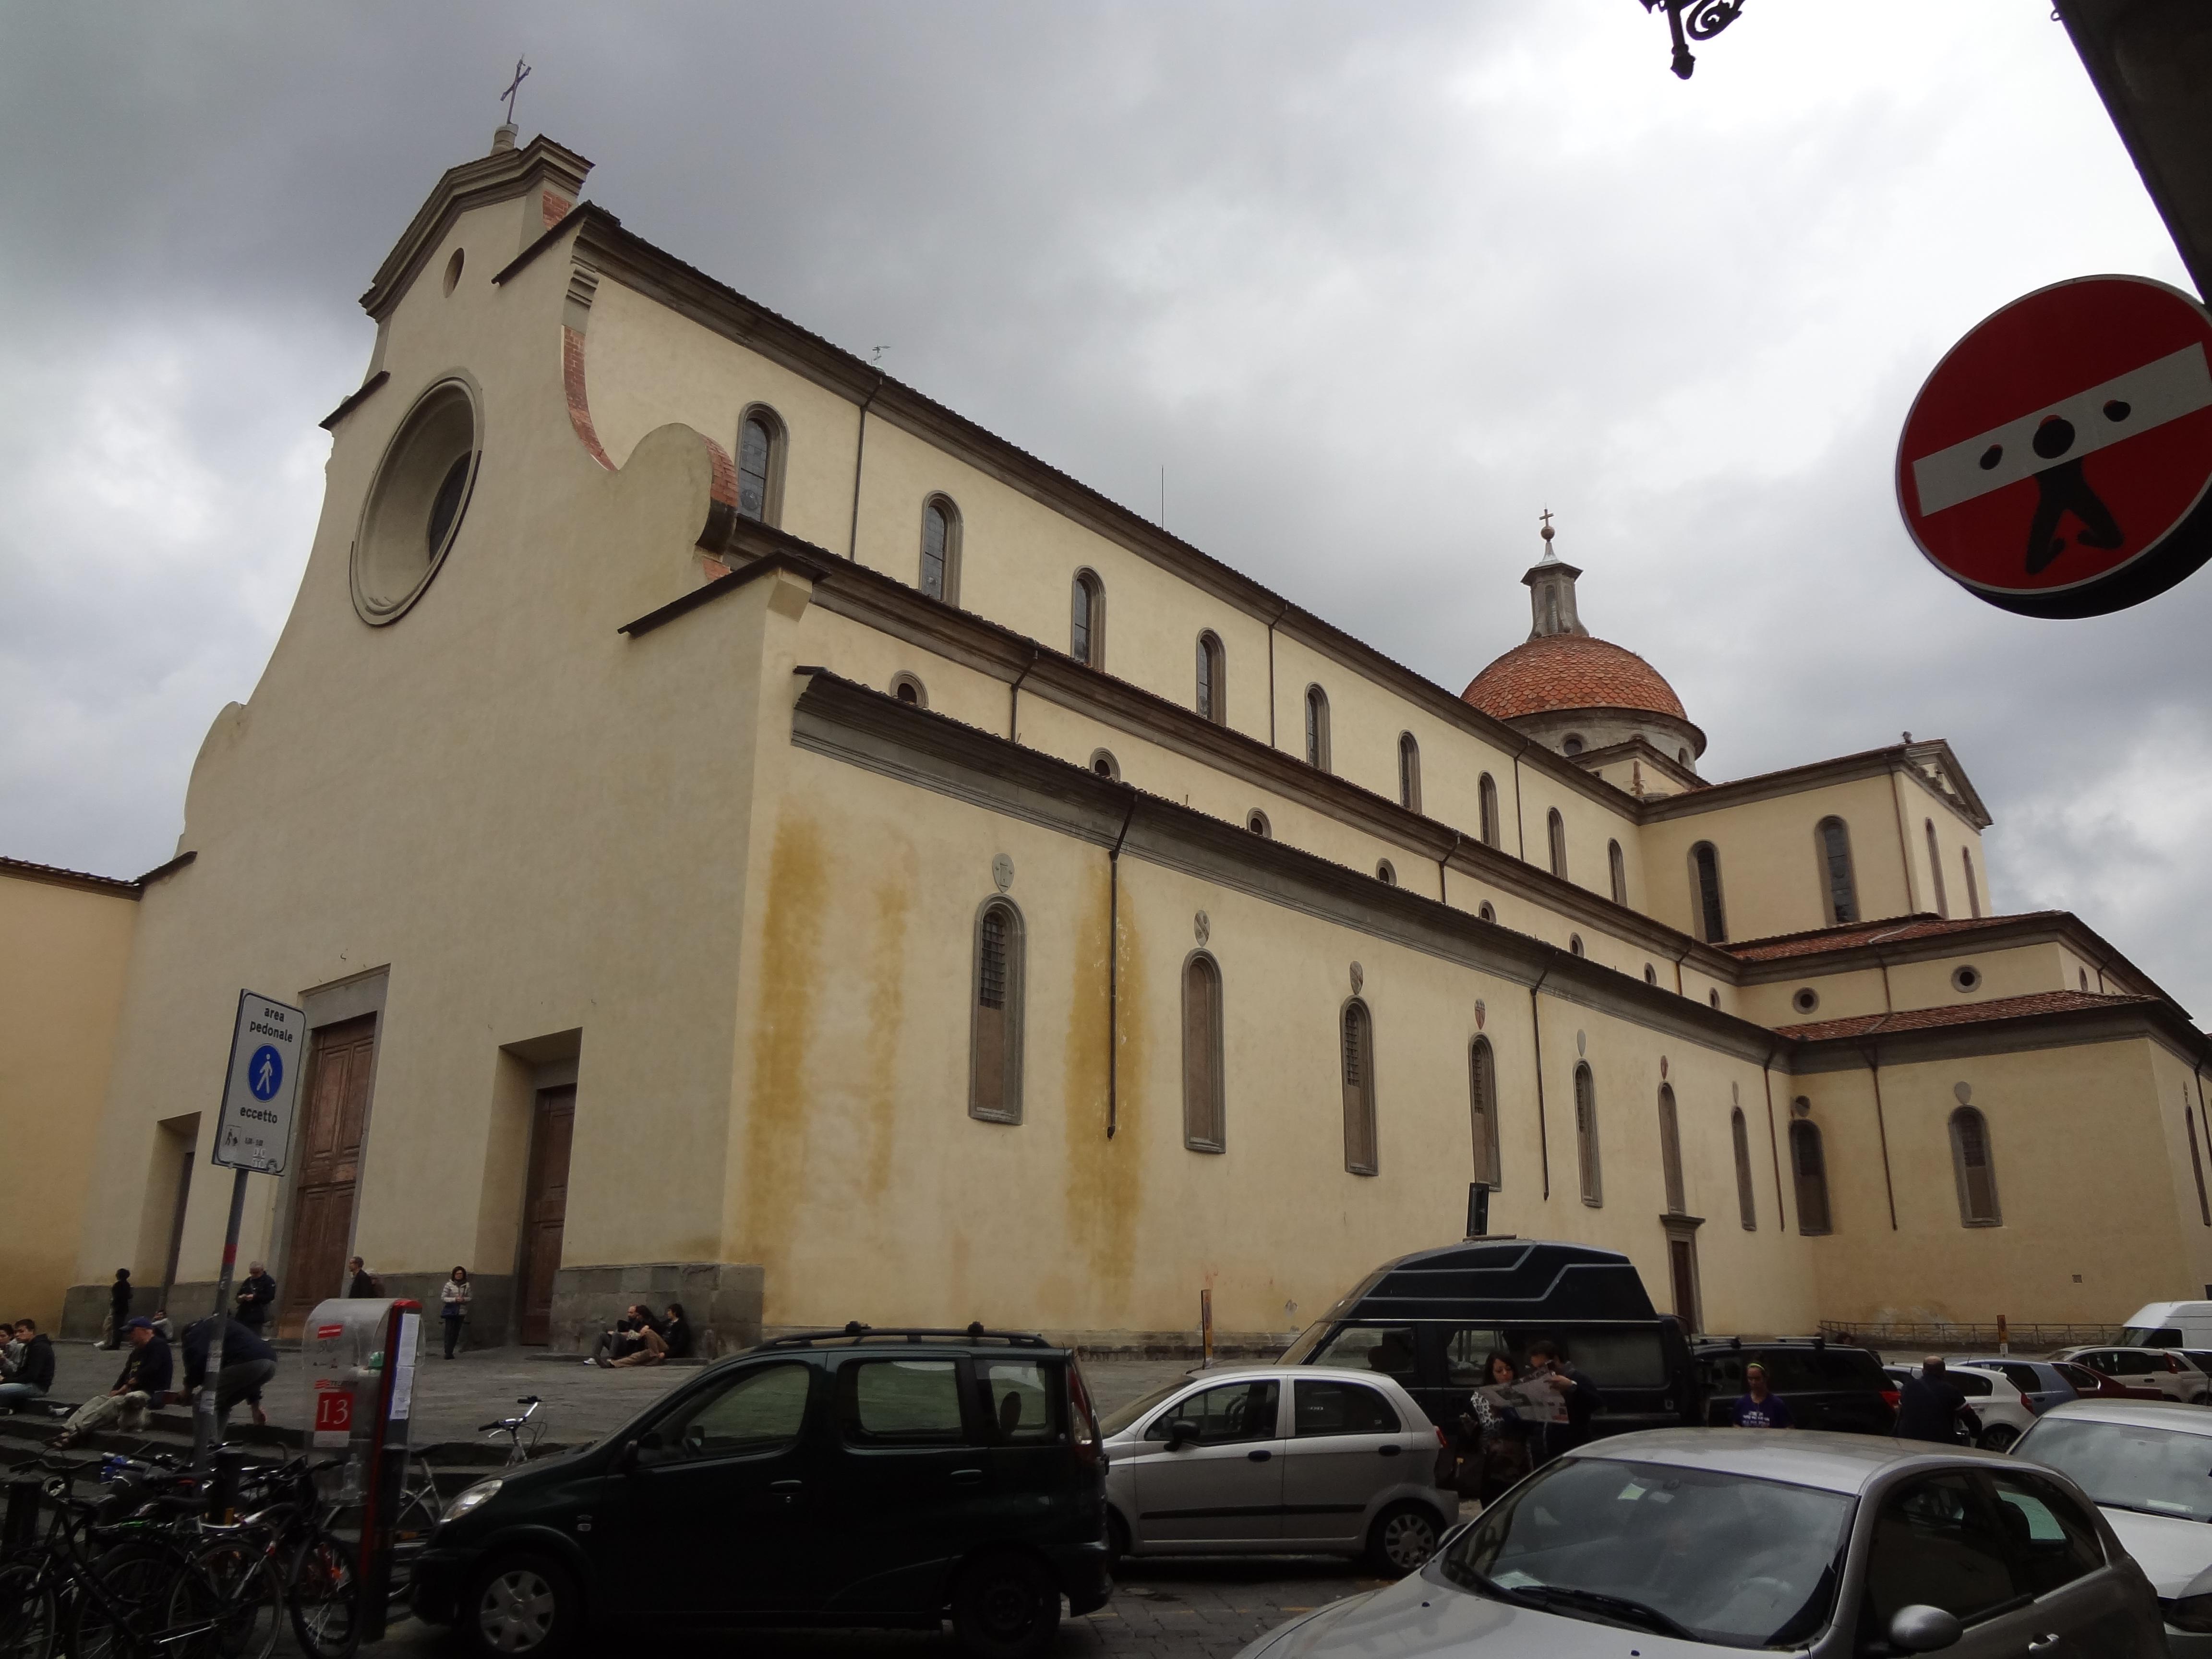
[1341,1001,1377,1175]
[1469,1037,1501,1190]
[1790,1119,1830,1235]
[919,496,960,603]
[1691,842,1727,943]
[1070,571,1104,668]
[1397,733,1422,813]
[1658,1084,1685,1215]
[1182,954,1225,1152]
[1089,749,1120,781]
[1477,902,1496,924]
[1547,809,1568,879]
[1962,848,1983,918]
[1816,817,1858,925]
[1478,774,1501,848]
[1949,1106,2000,1226]
[1196,632,1225,723]
[890,672,927,708]
[2190,1106,2211,1227]
[1574,1063,1601,1205]
[736,407,784,525]
[1568,934,1585,957]
[1304,685,1332,771]
[1731,1106,1757,1229]
[1608,840,1627,906]
[1375,860,1396,886]
[1246,809,1271,838]
[969,900,1026,1123]
[1925,820,1949,917]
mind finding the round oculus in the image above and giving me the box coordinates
[352,378,480,624]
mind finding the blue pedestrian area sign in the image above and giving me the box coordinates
[214,990,307,1173]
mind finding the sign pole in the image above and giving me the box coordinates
[192,1167,249,1474]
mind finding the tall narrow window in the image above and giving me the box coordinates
[1070,571,1104,668]
[1547,810,1568,879]
[1949,1106,2000,1226]
[1962,848,1983,918]
[1790,1120,1830,1235]
[1305,686,1332,771]
[1341,1001,1377,1174]
[1574,1063,1601,1205]
[1658,1084,1685,1215]
[736,409,782,524]
[1731,1107,1757,1230]
[1469,1037,1501,1190]
[1816,817,1858,925]
[1397,733,1422,813]
[1925,820,1949,917]
[918,497,959,603]
[1182,954,1225,1152]
[2190,1107,2211,1226]
[1195,632,1225,723]
[1479,775,1501,848]
[969,900,1026,1123]
[1608,840,1627,906]
[1691,842,1727,943]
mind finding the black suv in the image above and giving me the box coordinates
[1694,1338,1895,1434]
[411,1326,1111,1659]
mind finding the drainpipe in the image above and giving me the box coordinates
[1887,765,1920,916]
[1761,1049,1788,1234]
[1860,1037,1900,1230]
[1528,965,1554,1200]
[1106,793,1138,1140]
[845,370,885,561]
[1007,649,1040,743]
[1264,599,1292,749]
[1437,831,1463,905]
[1672,943,1692,998]
[1875,951,1895,1014]
[1510,739,1531,862]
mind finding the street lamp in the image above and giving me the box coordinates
[1638,0,1746,80]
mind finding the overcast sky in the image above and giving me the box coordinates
[5,3,2207,1013]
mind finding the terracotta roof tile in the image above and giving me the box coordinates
[1726,912,2059,962]
[1773,989,2154,1042]
[1462,634,1687,722]
[0,853,138,892]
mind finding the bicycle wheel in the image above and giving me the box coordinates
[71,1542,192,1659]
[285,1532,361,1659]
[182,1539,282,1659]
[0,1560,58,1659]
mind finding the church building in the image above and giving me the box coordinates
[48,132,2212,1351]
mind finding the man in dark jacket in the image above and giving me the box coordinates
[0,1320,55,1412]
[1527,1339,1603,1461]
[1895,1356,1983,1444]
[104,1269,133,1348]
[346,1258,381,1299]
[54,1317,172,1445]
[235,1263,277,1331]
[181,1315,279,1436]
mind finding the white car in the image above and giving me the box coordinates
[1884,1361,2040,1451]
[2052,1344,2212,1403]
[1099,1364,1454,1574]
[2014,1397,2212,1653]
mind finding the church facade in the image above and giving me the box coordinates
[53,133,2212,1351]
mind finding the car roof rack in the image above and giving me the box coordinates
[758,1321,1054,1350]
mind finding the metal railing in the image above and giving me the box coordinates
[1818,1320,2120,1354]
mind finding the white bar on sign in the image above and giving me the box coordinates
[1911,343,2212,517]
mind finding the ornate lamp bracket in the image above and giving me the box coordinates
[1637,0,1746,80]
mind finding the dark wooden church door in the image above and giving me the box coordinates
[280,1015,377,1335]
[517,1087,575,1345]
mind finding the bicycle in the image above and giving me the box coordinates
[477,1396,545,1467]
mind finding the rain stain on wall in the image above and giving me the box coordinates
[741,812,827,1278]
[1062,857,1145,1316]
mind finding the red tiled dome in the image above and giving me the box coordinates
[1461,634,1687,722]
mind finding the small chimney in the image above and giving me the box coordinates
[492,122,519,153]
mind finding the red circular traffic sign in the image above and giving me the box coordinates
[1897,274,2212,617]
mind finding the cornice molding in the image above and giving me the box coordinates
[1640,744,1990,833]
[1787,999,2207,1074]
[363,135,591,321]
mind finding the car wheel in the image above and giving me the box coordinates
[1366,1501,1442,1576]
[1978,1424,2020,1453]
[951,1551,1060,1659]
[463,1554,577,1659]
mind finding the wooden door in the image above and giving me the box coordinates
[280,1015,377,1335]
[517,1088,575,1346]
[1668,1238,1700,1335]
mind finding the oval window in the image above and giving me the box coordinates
[352,378,480,624]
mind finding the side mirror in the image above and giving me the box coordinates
[1887,1604,1962,1652]
[615,1439,640,1474]
[1165,1419,1201,1450]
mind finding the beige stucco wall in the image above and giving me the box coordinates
[0,871,138,1327]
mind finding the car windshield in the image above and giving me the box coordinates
[2020,1419,2212,1523]
[1098,1382,1186,1438]
[1441,1456,1854,1649]
[2122,1326,2184,1349]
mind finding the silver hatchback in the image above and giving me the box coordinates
[1100,1364,1455,1575]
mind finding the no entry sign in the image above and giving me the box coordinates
[1897,275,2212,617]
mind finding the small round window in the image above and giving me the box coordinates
[1376,860,1396,886]
[1952,965,1983,993]
[1569,934,1585,957]
[1792,987,1820,1015]
[352,378,480,624]
[1247,810,1271,837]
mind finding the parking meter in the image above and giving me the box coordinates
[301,1298,422,1639]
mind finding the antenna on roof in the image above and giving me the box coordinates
[870,346,889,363]
[494,56,531,152]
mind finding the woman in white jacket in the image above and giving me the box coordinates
[440,1267,471,1359]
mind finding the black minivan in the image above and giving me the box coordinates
[1280,1239,1700,1435]
[411,1326,1111,1659]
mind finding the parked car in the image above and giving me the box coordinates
[1880,1362,2037,1452]
[1695,1339,1894,1434]
[1098,1364,1455,1575]
[2052,1358,2165,1403]
[2122,1299,2212,1350]
[1280,1238,1700,1438]
[1951,1357,2079,1417]
[2054,1343,2212,1403]
[1229,1430,2165,1659]
[411,1325,1110,1659]
[2015,1398,2212,1653]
